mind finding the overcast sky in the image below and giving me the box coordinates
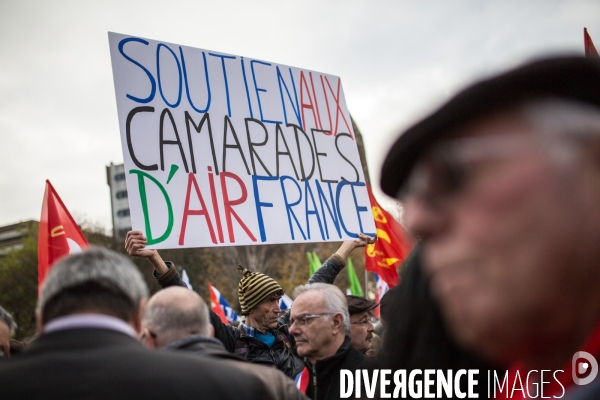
[1,0,598,231]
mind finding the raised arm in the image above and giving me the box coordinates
[124,230,186,288]
[308,233,376,284]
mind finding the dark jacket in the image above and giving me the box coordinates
[304,336,368,400]
[155,254,347,378]
[0,328,273,400]
[163,335,309,400]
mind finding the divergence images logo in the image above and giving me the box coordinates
[572,351,598,385]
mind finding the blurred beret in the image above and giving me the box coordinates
[346,295,378,315]
[380,56,600,197]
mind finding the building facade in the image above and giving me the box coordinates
[106,163,131,242]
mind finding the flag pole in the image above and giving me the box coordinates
[364,268,369,299]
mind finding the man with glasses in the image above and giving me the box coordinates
[125,230,375,378]
[345,295,377,355]
[289,283,367,400]
[380,56,600,398]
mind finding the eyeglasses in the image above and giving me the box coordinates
[350,317,375,326]
[287,313,333,328]
[399,134,544,201]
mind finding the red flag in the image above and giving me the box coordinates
[584,28,599,58]
[364,185,413,287]
[38,180,89,290]
[208,283,230,325]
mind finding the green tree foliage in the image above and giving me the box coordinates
[0,228,39,340]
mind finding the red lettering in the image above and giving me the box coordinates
[220,172,257,243]
[323,76,353,138]
[309,72,328,134]
[320,75,333,135]
[299,71,320,130]
[208,167,224,243]
[179,173,217,245]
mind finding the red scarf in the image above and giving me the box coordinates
[495,321,600,399]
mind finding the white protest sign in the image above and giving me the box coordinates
[108,32,375,249]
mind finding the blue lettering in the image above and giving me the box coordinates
[180,47,211,113]
[252,175,278,242]
[336,180,357,238]
[316,180,341,239]
[118,38,156,103]
[350,182,375,236]
[156,43,182,108]
[276,66,301,128]
[251,60,282,125]
[280,176,306,240]
[305,180,325,240]
[241,57,254,118]
[208,53,236,117]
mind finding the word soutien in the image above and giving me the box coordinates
[109,32,376,249]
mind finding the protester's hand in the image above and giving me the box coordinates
[353,233,377,248]
[125,230,157,259]
[335,233,377,260]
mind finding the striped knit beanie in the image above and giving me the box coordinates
[238,266,283,315]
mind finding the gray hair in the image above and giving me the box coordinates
[0,305,16,335]
[38,246,149,320]
[293,283,350,335]
[142,287,211,345]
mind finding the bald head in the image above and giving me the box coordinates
[142,287,212,348]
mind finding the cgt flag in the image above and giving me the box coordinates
[38,180,88,291]
[364,185,413,287]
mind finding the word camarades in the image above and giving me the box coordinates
[108,32,376,249]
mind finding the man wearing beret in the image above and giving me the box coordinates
[345,295,377,355]
[126,230,374,378]
[380,56,600,398]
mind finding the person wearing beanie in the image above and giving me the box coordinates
[126,230,375,378]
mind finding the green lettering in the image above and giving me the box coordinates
[129,169,174,245]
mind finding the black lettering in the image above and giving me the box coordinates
[335,132,359,183]
[275,124,299,179]
[245,118,272,176]
[185,112,218,174]
[222,115,250,175]
[126,106,158,171]
[159,108,189,172]
[288,123,315,181]
[311,128,337,183]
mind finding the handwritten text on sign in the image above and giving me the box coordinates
[108,32,375,249]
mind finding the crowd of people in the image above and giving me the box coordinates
[2,55,600,400]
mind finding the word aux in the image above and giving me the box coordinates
[109,32,375,249]
[340,369,480,399]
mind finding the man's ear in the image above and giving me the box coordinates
[142,327,158,348]
[132,298,147,335]
[208,324,215,338]
[331,313,344,335]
